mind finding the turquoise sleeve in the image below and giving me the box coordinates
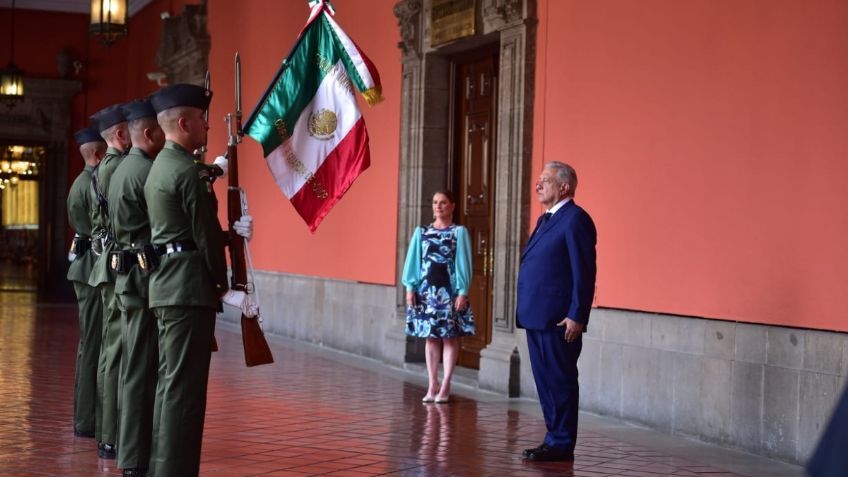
[454,226,472,296]
[401,227,423,292]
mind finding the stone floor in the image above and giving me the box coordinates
[0,290,806,476]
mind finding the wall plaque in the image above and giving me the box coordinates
[430,0,475,46]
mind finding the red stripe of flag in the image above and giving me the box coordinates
[289,117,371,232]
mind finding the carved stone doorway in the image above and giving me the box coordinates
[392,0,536,393]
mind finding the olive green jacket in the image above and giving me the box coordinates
[108,147,154,298]
[89,147,126,287]
[144,141,228,308]
[67,165,97,283]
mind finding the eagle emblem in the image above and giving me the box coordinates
[308,109,338,139]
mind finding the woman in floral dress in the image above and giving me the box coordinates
[402,190,475,403]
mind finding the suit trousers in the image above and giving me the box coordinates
[526,328,583,451]
[149,305,215,477]
[96,283,122,445]
[116,292,158,469]
[73,281,103,435]
[807,384,848,477]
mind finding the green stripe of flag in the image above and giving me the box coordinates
[246,19,344,156]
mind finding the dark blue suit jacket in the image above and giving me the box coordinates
[516,200,597,330]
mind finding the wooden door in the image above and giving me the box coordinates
[454,50,497,369]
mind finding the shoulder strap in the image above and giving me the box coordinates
[90,168,109,219]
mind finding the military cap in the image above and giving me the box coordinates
[121,99,157,122]
[149,84,212,113]
[74,127,105,146]
[91,104,127,132]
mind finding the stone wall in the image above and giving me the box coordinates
[222,271,404,365]
[574,309,848,464]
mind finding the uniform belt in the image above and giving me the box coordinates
[108,250,138,274]
[71,236,92,255]
[154,240,198,255]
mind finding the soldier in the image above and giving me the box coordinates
[68,128,106,439]
[145,84,252,477]
[88,103,131,460]
[107,99,165,477]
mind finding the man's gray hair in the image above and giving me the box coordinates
[545,161,578,197]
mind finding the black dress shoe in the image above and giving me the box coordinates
[522,443,549,458]
[122,468,148,477]
[73,429,95,438]
[97,442,117,459]
[524,445,574,462]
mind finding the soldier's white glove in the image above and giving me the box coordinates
[242,298,259,319]
[68,252,77,262]
[233,215,253,241]
[221,289,258,318]
[221,289,245,309]
[213,155,228,176]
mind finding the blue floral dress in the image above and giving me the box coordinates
[403,225,476,338]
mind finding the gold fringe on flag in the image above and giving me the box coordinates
[361,86,384,106]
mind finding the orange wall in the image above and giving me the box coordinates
[207,1,401,285]
[533,0,848,331]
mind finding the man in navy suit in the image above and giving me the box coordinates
[517,161,597,462]
[807,384,848,477]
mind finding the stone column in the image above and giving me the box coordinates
[386,0,426,366]
[478,0,537,395]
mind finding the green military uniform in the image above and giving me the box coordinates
[108,146,158,470]
[89,145,125,449]
[67,162,104,437]
[145,141,227,477]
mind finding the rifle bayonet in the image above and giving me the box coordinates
[225,50,273,367]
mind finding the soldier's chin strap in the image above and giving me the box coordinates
[239,187,264,329]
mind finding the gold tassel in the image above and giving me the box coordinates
[361,86,384,106]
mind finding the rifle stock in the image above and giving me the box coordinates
[228,52,274,367]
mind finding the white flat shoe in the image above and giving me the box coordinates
[422,395,435,403]
[434,395,451,404]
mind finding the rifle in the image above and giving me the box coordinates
[226,52,274,367]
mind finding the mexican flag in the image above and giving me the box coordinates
[244,0,382,232]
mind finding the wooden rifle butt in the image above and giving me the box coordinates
[241,314,274,366]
